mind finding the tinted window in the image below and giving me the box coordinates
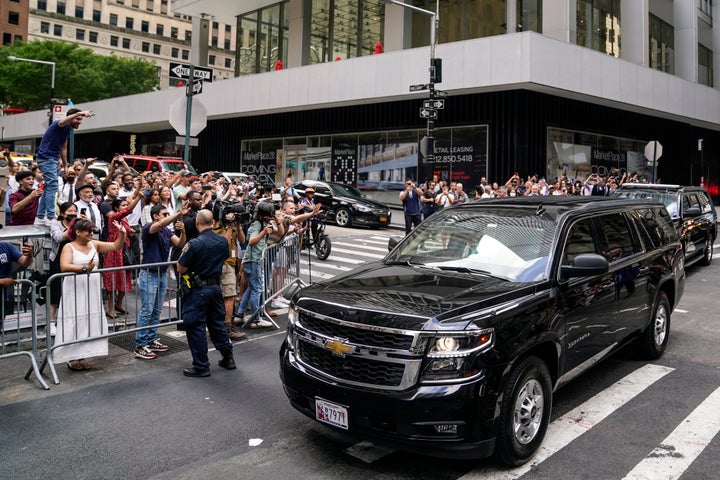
[636,207,676,247]
[132,159,150,172]
[595,213,640,261]
[563,219,596,265]
[159,161,184,172]
[696,191,712,213]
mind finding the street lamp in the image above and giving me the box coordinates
[8,55,56,125]
[380,0,441,163]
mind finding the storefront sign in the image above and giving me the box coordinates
[331,144,357,186]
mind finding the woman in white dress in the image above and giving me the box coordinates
[53,217,127,371]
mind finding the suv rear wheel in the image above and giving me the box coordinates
[495,356,552,466]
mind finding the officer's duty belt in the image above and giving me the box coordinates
[196,276,221,287]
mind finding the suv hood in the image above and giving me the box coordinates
[294,262,541,330]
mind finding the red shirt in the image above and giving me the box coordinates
[9,189,39,226]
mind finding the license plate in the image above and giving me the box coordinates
[315,398,349,430]
[379,216,388,222]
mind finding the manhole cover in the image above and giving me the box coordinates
[109,332,188,355]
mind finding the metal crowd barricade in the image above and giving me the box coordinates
[1,279,49,390]
[258,233,302,327]
[32,261,182,386]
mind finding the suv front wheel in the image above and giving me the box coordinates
[700,234,713,266]
[638,291,670,359]
[495,356,552,466]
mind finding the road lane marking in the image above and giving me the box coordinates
[460,363,675,480]
[623,386,720,480]
[330,246,385,258]
[333,241,390,253]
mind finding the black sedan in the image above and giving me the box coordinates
[294,180,392,228]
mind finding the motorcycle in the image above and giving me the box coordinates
[300,213,332,260]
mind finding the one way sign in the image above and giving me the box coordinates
[169,62,214,83]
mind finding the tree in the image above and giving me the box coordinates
[0,40,159,112]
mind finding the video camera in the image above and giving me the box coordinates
[213,200,251,226]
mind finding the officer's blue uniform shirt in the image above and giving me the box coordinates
[178,229,229,279]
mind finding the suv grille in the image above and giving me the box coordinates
[299,313,414,350]
[299,341,405,386]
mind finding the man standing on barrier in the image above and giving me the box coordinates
[176,209,236,377]
[133,202,189,360]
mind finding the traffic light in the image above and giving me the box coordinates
[431,58,442,83]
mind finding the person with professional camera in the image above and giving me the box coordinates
[177,209,236,377]
[236,201,277,329]
[212,201,248,340]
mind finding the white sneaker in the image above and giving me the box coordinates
[271,300,289,309]
[249,318,274,329]
[275,297,291,306]
[50,322,56,337]
[34,217,49,227]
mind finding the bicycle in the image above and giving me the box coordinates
[300,213,332,260]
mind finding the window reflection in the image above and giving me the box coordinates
[237,2,289,75]
[576,0,621,57]
[310,0,384,63]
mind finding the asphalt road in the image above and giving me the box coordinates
[1,229,718,480]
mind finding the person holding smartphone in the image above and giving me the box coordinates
[8,170,42,226]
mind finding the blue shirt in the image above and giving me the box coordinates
[178,229,228,278]
[37,120,71,160]
[0,242,22,279]
[141,223,173,271]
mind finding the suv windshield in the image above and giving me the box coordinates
[615,191,678,218]
[160,161,197,175]
[385,208,557,282]
[330,183,364,198]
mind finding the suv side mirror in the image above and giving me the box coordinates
[559,253,609,280]
[683,207,702,218]
[388,236,402,251]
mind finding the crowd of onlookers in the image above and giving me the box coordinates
[399,170,648,233]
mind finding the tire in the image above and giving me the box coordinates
[699,235,713,266]
[495,356,552,467]
[638,291,670,359]
[315,234,331,261]
[335,208,352,227]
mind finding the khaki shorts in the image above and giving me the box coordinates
[221,264,236,298]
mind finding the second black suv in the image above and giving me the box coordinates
[279,197,685,466]
[614,184,717,267]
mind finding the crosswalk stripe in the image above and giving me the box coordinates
[333,241,390,253]
[460,363,675,480]
[623,386,720,480]
[331,247,385,258]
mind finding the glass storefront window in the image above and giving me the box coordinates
[309,0,384,63]
[547,127,648,184]
[237,2,289,75]
[576,0,621,57]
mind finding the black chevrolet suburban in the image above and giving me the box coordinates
[279,197,685,465]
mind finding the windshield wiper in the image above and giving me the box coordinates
[434,265,499,276]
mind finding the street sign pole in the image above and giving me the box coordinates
[184,64,194,166]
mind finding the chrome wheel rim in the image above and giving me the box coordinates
[336,210,349,226]
[654,303,668,346]
[513,378,544,445]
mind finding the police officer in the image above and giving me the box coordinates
[176,209,236,377]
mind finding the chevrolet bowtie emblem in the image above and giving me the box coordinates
[324,338,355,357]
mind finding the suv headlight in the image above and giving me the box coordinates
[420,329,494,382]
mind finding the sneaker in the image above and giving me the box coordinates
[134,346,157,359]
[147,340,170,352]
[276,297,291,307]
[226,324,247,340]
[34,216,50,227]
[271,299,290,309]
[49,322,56,337]
[249,318,274,329]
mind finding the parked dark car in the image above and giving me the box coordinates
[279,196,684,465]
[614,184,717,267]
[293,180,392,228]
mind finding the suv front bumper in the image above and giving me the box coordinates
[279,343,498,459]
